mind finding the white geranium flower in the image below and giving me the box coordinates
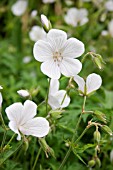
[105,0,113,11]
[11,0,28,16]
[42,0,56,3]
[48,79,70,110]
[108,19,113,37]
[17,89,30,97]
[29,26,46,42]
[74,73,102,96]
[33,29,84,79]
[23,56,31,63]
[30,10,37,18]
[0,93,3,107]
[64,8,89,27]
[101,30,108,36]
[6,100,50,140]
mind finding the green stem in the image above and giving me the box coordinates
[58,96,87,170]
[3,133,16,151]
[0,110,7,130]
[1,130,7,149]
[81,53,90,63]
[31,147,42,170]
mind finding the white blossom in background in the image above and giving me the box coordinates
[11,0,28,16]
[6,100,50,140]
[74,73,102,96]
[110,150,113,163]
[33,29,84,79]
[42,0,56,3]
[30,10,37,18]
[29,26,46,42]
[0,86,3,107]
[48,79,70,110]
[64,8,89,27]
[108,19,113,37]
[23,56,31,63]
[101,30,108,36]
[17,89,30,97]
[105,0,113,11]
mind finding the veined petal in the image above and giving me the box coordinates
[20,100,37,125]
[48,94,61,110]
[60,58,82,77]
[62,38,85,58]
[47,29,67,52]
[55,90,70,108]
[49,79,59,94]
[86,73,102,95]
[74,75,85,93]
[5,103,23,125]
[9,121,21,140]
[41,59,61,79]
[19,117,50,138]
[33,40,53,62]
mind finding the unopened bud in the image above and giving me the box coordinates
[41,14,52,33]
[17,89,30,98]
[94,130,101,143]
[96,157,101,167]
[102,125,113,136]
[88,160,95,167]
[94,110,107,124]
[92,53,105,70]
[23,137,29,153]
[49,109,63,119]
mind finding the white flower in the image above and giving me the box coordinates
[11,0,28,16]
[101,30,108,36]
[33,29,84,79]
[42,0,56,3]
[48,79,70,110]
[108,19,113,37]
[23,56,31,63]
[105,0,113,11]
[29,26,46,42]
[30,10,37,18]
[6,100,50,140]
[64,8,89,27]
[17,89,30,97]
[0,93,3,107]
[74,73,102,96]
[110,150,113,163]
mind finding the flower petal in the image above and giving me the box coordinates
[86,73,102,95]
[62,38,85,58]
[9,121,21,140]
[20,100,37,125]
[48,94,61,110]
[49,79,59,94]
[64,8,78,27]
[5,103,23,125]
[47,29,67,52]
[60,58,82,77]
[19,117,50,138]
[41,59,61,79]
[0,92,3,107]
[33,40,53,62]
[55,90,70,108]
[74,75,85,93]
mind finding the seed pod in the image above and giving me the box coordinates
[101,125,113,136]
[96,157,101,167]
[94,130,101,143]
[88,160,96,167]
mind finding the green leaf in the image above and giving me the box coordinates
[73,152,87,166]
[72,143,96,154]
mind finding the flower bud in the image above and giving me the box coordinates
[96,157,101,167]
[101,125,113,136]
[49,109,64,119]
[41,14,52,33]
[23,137,29,153]
[88,160,95,167]
[94,130,101,143]
[92,54,105,70]
[94,110,107,124]
[17,89,30,98]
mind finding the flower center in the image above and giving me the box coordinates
[53,51,63,65]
